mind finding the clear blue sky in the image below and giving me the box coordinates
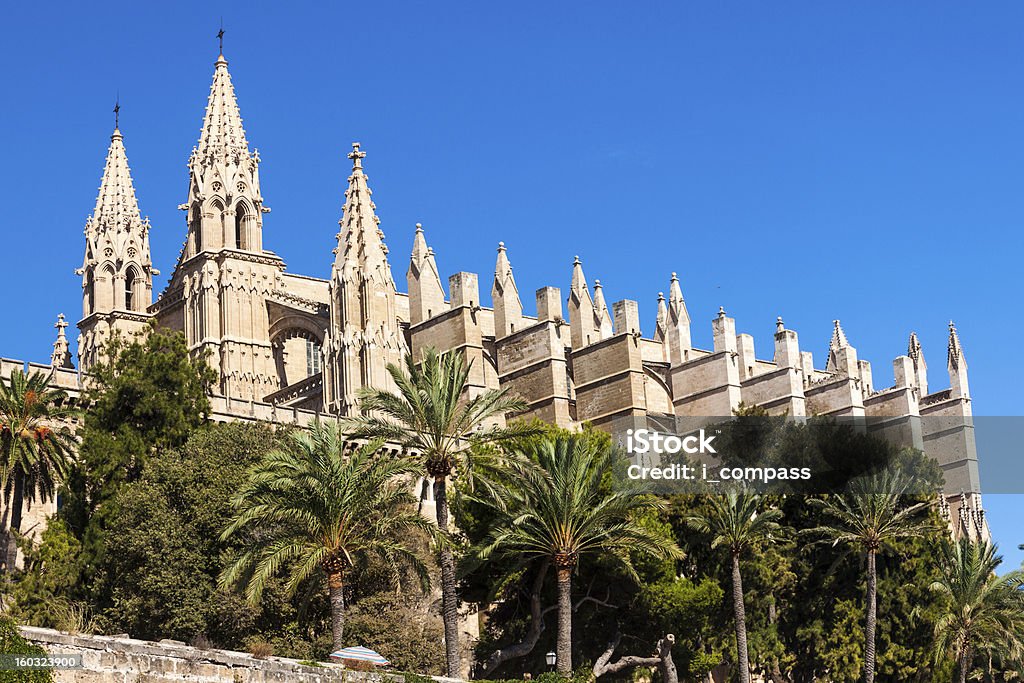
[1,2,1021,566]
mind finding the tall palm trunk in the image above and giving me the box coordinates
[731,552,751,683]
[556,566,573,676]
[434,477,461,678]
[957,645,972,683]
[327,571,346,650]
[865,550,877,683]
[4,471,25,569]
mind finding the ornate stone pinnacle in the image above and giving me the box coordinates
[348,142,366,170]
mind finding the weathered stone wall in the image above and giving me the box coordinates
[19,626,442,683]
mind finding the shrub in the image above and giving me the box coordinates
[0,615,54,683]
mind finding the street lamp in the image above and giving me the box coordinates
[545,651,556,672]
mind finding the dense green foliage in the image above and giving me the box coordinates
[0,369,78,563]
[2,337,1023,682]
[4,331,444,665]
[0,616,52,683]
[220,420,434,649]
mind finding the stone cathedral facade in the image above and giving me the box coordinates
[2,49,988,542]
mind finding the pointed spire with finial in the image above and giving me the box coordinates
[334,143,393,280]
[568,256,601,349]
[663,272,692,365]
[830,320,849,352]
[492,242,523,338]
[947,321,965,370]
[51,314,73,370]
[826,319,858,375]
[592,279,613,337]
[324,142,406,415]
[196,26,250,166]
[93,125,140,229]
[946,320,971,398]
[907,331,928,394]
[655,292,668,340]
[408,223,446,325]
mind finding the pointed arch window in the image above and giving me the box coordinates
[235,204,246,250]
[124,266,141,311]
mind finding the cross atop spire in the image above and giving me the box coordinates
[348,142,366,171]
[113,96,120,131]
[217,20,225,57]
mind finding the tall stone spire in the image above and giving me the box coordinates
[592,280,614,338]
[407,223,447,325]
[568,256,602,349]
[51,314,73,370]
[826,319,858,376]
[665,272,692,365]
[197,52,250,168]
[323,143,406,414]
[77,123,155,371]
[654,292,668,345]
[830,319,849,353]
[183,49,266,258]
[159,48,281,401]
[948,321,969,398]
[492,242,523,339]
[908,331,928,395]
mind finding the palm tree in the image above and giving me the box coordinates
[0,368,77,567]
[476,434,683,676]
[931,538,1024,683]
[686,490,783,683]
[805,472,931,683]
[347,347,530,677]
[220,419,433,650]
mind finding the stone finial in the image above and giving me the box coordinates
[947,320,969,398]
[664,273,691,366]
[773,315,800,369]
[591,280,614,337]
[712,307,737,353]
[568,256,606,348]
[948,320,965,369]
[51,314,73,370]
[348,142,366,171]
[408,223,446,325]
[492,241,522,338]
[830,320,849,351]
[907,331,928,395]
[826,319,857,376]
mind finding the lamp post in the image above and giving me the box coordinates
[545,651,556,673]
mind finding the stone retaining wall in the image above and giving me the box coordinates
[19,627,444,683]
